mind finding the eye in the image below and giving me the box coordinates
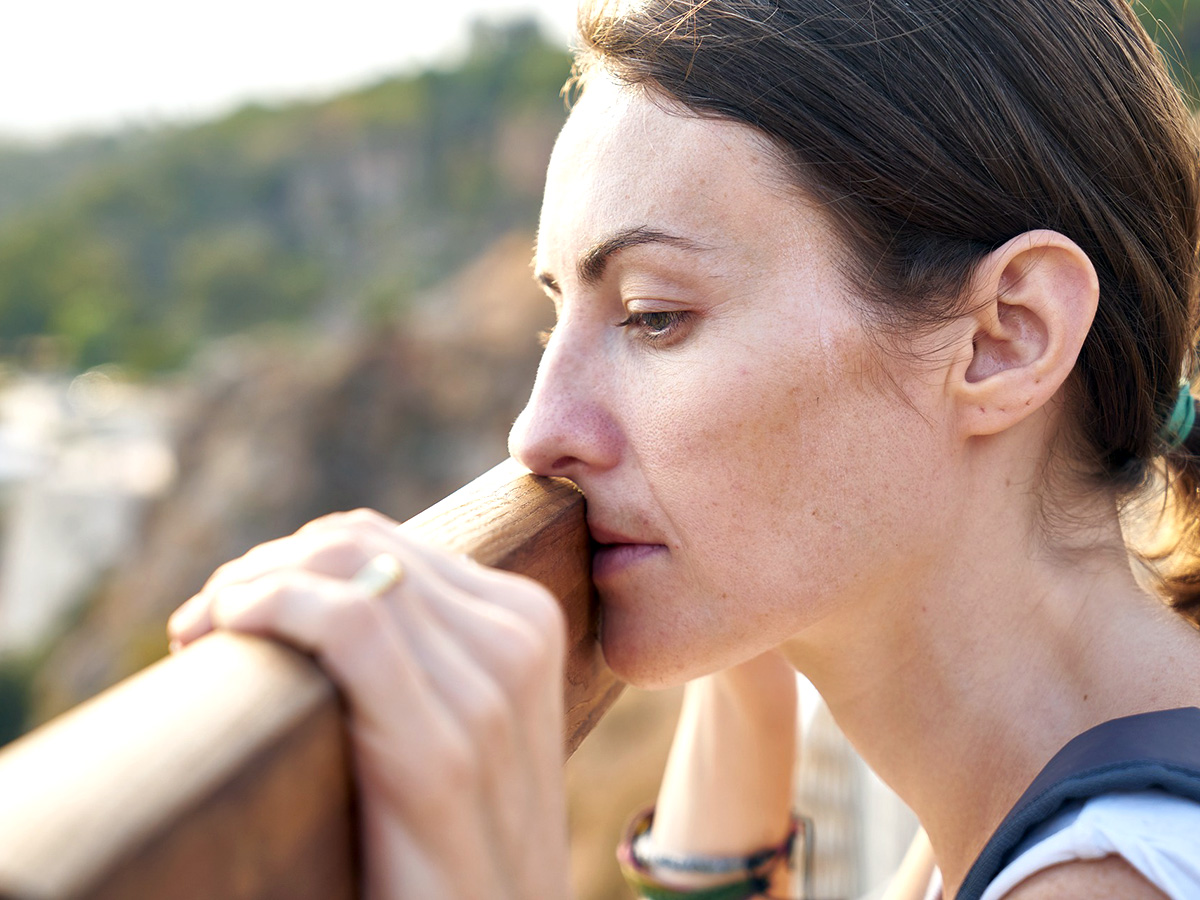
[616,311,691,345]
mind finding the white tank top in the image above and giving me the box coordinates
[924,790,1200,899]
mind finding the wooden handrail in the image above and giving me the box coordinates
[0,458,623,900]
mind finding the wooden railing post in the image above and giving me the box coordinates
[0,458,623,900]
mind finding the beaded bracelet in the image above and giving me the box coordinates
[616,806,811,900]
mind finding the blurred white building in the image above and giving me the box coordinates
[795,678,921,900]
[0,370,176,655]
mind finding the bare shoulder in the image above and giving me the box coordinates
[998,855,1168,900]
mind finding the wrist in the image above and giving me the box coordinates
[618,806,807,900]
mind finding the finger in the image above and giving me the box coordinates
[322,564,539,862]
[287,510,553,620]
[205,570,473,773]
[171,539,351,649]
[383,551,566,801]
[380,582,543,856]
[199,530,375,597]
[205,567,519,782]
[377,549,561,706]
[167,591,214,648]
[208,570,365,654]
[219,508,563,632]
[403,534,565,625]
[167,530,471,650]
[172,536,365,649]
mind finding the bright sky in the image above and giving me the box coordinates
[2,1,577,141]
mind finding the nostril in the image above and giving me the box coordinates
[549,456,577,474]
[517,452,578,479]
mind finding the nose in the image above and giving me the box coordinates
[508,326,621,479]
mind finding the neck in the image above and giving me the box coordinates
[781,477,1200,897]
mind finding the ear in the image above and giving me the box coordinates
[954,230,1098,438]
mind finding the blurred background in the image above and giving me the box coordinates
[0,2,1197,898]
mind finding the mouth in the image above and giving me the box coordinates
[588,522,667,581]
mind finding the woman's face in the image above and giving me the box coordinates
[509,76,955,687]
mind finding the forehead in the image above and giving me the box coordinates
[536,75,822,273]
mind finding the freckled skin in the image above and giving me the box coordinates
[509,77,962,688]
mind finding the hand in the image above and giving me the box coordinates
[167,509,573,900]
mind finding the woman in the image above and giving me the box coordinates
[168,1,1200,897]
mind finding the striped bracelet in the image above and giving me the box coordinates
[616,806,811,900]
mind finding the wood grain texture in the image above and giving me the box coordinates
[0,459,622,899]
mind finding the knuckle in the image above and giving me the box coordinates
[296,510,357,532]
[460,678,515,746]
[297,508,391,535]
[488,570,564,629]
[490,618,558,695]
[203,556,244,591]
[340,508,388,527]
[303,533,368,574]
[518,581,566,643]
[519,631,560,687]
[385,728,481,808]
[323,593,383,656]
[433,735,482,792]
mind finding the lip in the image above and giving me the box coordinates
[588,521,666,581]
[587,521,644,547]
[592,542,666,581]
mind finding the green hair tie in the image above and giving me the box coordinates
[1160,381,1196,450]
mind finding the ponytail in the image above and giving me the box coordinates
[1145,387,1200,626]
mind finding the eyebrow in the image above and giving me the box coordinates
[535,226,710,293]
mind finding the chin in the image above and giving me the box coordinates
[598,612,704,690]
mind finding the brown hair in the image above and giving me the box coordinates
[574,0,1200,620]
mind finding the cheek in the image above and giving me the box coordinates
[599,330,919,684]
[639,340,846,538]
[633,323,899,609]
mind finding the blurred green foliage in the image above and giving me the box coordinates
[1136,0,1200,92]
[0,19,571,372]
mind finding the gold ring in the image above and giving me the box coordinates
[351,553,405,598]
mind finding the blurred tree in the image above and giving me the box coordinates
[0,17,570,373]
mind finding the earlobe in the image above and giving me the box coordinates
[956,230,1099,438]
